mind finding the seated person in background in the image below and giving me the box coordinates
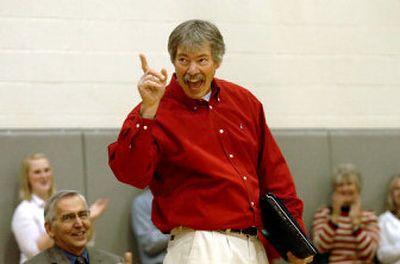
[131,188,169,264]
[311,163,379,263]
[26,190,132,264]
[11,153,109,263]
[377,173,400,264]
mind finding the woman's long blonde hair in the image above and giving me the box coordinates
[386,173,400,212]
[19,153,56,201]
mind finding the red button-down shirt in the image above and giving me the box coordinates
[108,75,304,233]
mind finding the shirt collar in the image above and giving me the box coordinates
[60,246,89,264]
[166,74,221,110]
[31,194,46,208]
[202,90,212,101]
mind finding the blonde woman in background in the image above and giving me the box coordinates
[377,173,400,264]
[311,163,379,263]
[11,153,109,263]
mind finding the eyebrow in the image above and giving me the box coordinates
[60,210,89,217]
[176,53,210,58]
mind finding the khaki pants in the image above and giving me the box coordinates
[163,227,269,264]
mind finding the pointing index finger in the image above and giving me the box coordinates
[139,53,149,73]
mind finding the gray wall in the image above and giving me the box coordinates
[274,129,400,230]
[1,129,400,263]
[0,129,141,263]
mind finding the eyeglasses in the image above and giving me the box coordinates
[58,210,90,223]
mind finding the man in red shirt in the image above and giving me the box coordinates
[109,19,311,264]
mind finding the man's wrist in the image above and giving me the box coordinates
[140,103,158,119]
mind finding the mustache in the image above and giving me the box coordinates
[184,74,205,82]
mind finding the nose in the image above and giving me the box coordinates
[187,62,199,75]
[39,170,50,178]
[73,215,84,227]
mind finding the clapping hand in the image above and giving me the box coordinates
[89,198,109,221]
[349,196,362,227]
[117,252,132,264]
[124,252,132,264]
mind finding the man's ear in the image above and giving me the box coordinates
[45,222,55,239]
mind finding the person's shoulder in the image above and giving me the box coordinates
[215,78,254,95]
[12,199,34,219]
[24,252,45,264]
[14,199,31,210]
[24,251,46,263]
[88,247,123,262]
[214,78,261,105]
[378,210,393,221]
[24,247,60,264]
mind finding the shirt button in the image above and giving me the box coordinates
[219,129,224,134]
[250,201,255,207]
[136,123,140,128]
[193,106,198,111]
[229,154,234,159]
[209,105,213,110]
[143,125,148,130]
[243,176,247,180]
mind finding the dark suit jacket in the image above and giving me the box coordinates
[25,246,123,264]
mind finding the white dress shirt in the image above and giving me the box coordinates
[378,211,400,264]
[11,194,46,264]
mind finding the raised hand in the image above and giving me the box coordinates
[349,195,362,227]
[117,251,133,264]
[89,198,109,221]
[137,54,168,119]
[124,252,132,264]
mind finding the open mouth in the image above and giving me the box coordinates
[39,180,51,187]
[187,80,203,90]
[184,74,205,90]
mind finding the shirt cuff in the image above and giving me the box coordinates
[133,112,156,132]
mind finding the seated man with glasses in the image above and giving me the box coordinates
[26,190,131,264]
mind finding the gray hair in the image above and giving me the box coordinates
[44,190,88,224]
[168,19,225,64]
[332,163,362,192]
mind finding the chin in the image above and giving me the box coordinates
[73,240,88,248]
[186,91,203,99]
